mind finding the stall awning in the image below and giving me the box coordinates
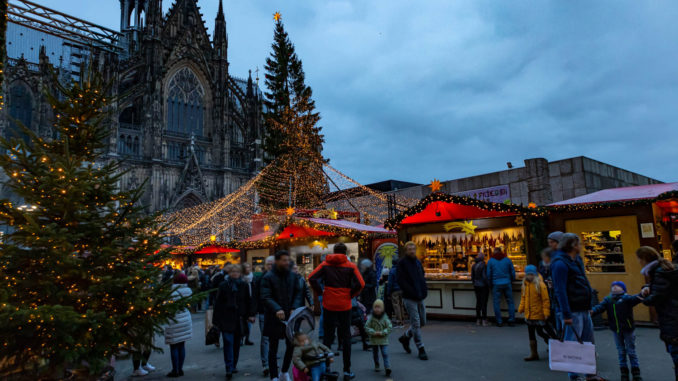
[308,218,395,234]
[550,182,678,206]
[276,224,336,240]
[194,245,240,254]
[243,230,275,242]
[400,201,518,225]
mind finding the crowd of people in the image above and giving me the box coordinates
[137,234,678,381]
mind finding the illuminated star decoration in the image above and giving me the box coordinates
[273,12,282,22]
[515,215,525,226]
[429,179,442,193]
[285,207,295,216]
[329,208,338,220]
[309,239,329,249]
[444,220,478,235]
[263,224,270,232]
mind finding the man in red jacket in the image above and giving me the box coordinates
[309,243,364,381]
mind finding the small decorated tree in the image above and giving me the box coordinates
[0,70,193,379]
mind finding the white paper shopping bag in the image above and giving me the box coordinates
[549,338,596,375]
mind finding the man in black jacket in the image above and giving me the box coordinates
[260,251,305,381]
[397,241,429,360]
[253,256,274,376]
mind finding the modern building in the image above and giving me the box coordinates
[1,0,264,212]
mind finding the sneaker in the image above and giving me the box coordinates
[385,369,392,377]
[131,368,148,377]
[142,363,155,372]
[280,372,291,381]
[482,320,490,327]
[343,372,356,380]
[398,334,411,354]
[476,319,481,326]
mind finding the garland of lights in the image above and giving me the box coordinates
[545,190,678,213]
[384,191,546,230]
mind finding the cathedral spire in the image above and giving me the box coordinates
[214,0,227,59]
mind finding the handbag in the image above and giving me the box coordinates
[549,327,596,375]
[206,326,220,346]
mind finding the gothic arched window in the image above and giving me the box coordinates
[233,127,244,146]
[7,83,33,142]
[166,67,206,137]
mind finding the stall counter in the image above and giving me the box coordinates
[424,279,523,319]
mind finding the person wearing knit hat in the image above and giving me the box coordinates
[518,264,556,361]
[547,231,564,250]
[591,282,644,381]
[365,299,393,377]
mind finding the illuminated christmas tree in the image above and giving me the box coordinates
[0,70,193,378]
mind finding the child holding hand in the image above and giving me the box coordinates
[365,299,393,377]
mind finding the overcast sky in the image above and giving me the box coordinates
[36,0,678,185]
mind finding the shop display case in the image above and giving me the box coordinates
[581,230,626,273]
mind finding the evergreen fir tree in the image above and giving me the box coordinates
[260,16,326,209]
[0,70,195,378]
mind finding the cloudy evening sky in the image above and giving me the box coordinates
[35,0,678,184]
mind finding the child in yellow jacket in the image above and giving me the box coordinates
[518,265,557,361]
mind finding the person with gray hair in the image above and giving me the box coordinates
[551,233,603,380]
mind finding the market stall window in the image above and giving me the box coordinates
[582,230,625,273]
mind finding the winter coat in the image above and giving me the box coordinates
[164,284,193,345]
[551,252,592,319]
[292,341,332,371]
[592,293,642,333]
[261,267,305,338]
[471,260,489,288]
[538,261,552,282]
[487,257,515,286]
[213,277,255,334]
[387,265,400,295]
[643,263,678,343]
[309,254,365,312]
[365,313,392,346]
[252,271,267,314]
[360,268,378,310]
[518,277,550,321]
[396,256,428,301]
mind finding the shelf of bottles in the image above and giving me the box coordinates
[413,226,527,281]
[582,230,626,273]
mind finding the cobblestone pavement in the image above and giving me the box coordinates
[115,312,674,381]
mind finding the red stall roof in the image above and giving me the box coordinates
[550,182,678,206]
[400,201,518,225]
[194,245,240,254]
[276,224,336,240]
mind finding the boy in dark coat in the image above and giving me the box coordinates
[213,265,256,379]
[591,281,643,381]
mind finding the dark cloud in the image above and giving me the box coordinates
[41,0,678,184]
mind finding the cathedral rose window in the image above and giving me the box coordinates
[166,67,206,137]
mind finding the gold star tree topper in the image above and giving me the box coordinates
[429,179,443,193]
[285,207,295,216]
[273,12,282,22]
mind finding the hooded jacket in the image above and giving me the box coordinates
[164,284,193,345]
[518,276,550,321]
[396,255,428,301]
[551,251,592,319]
[292,341,332,371]
[592,292,642,333]
[643,262,678,343]
[309,254,365,312]
[365,313,393,346]
[471,257,489,288]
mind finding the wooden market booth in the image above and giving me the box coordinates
[384,192,546,319]
[548,182,678,322]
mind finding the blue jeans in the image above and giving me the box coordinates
[258,314,269,368]
[169,342,185,373]
[492,284,515,324]
[310,362,327,381]
[563,311,595,380]
[612,331,639,369]
[372,345,390,369]
[222,332,241,372]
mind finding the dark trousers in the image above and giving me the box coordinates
[474,286,489,320]
[132,350,150,370]
[169,342,185,373]
[527,323,556,343]
[323,309,352,372]
[268,335,294,380]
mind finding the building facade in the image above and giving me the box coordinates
[1,0,263,212]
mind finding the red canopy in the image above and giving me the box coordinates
[400,201,517,225]
[194,245,240,254]
[657,200,678,214]
[276,224,336,240]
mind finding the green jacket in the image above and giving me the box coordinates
[292,342,332,371]
[365,314,392,346]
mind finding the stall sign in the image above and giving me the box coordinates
[640,223,655,238]
[455,185,510,204]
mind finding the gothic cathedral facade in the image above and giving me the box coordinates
[1,0,264,213]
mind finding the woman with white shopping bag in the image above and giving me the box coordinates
[550,233,605,381]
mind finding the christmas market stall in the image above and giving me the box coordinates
[384,187,546,319]
[157,245,194,269]
[548,182,678,322]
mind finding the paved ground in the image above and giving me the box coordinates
[115,311,674,381]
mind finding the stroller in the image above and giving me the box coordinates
[286,307,340,381]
